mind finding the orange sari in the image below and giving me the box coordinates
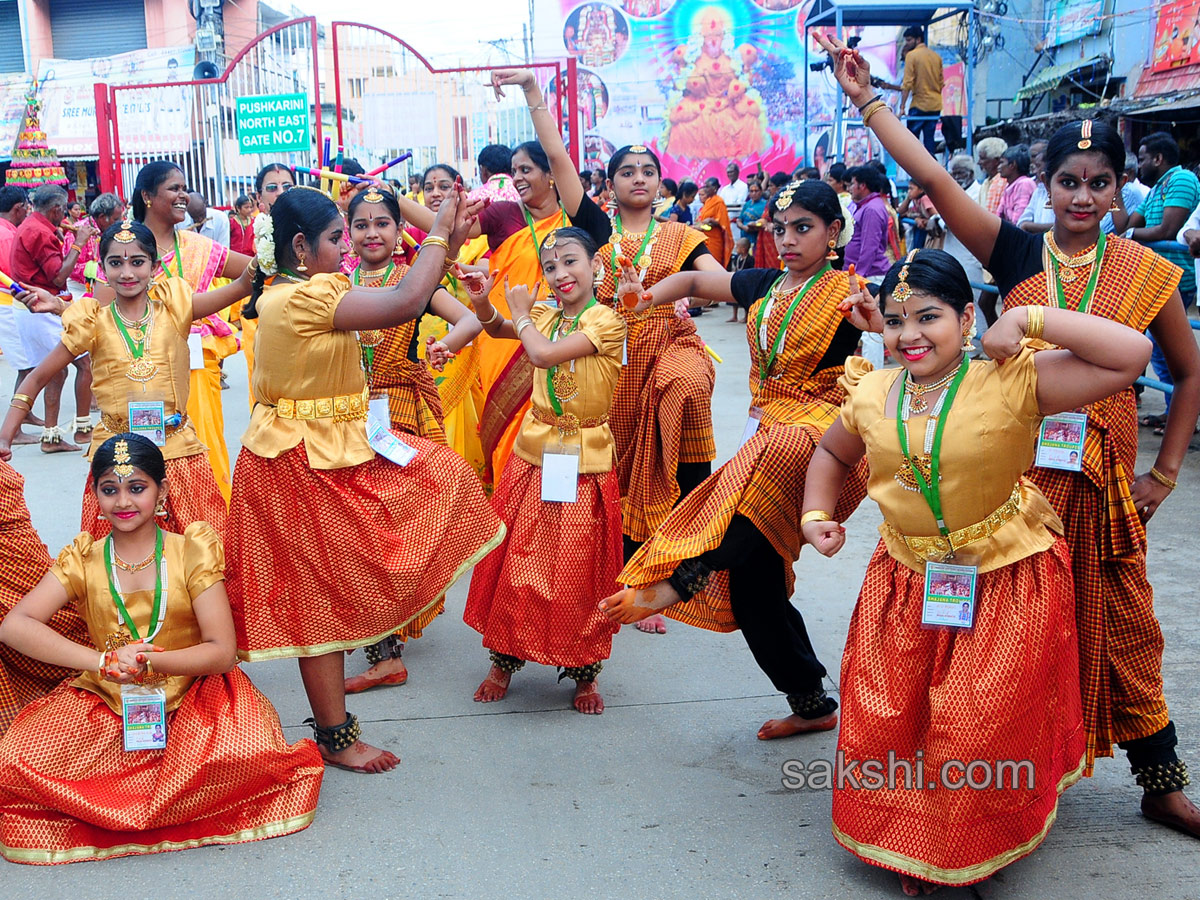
[698,195,732,267]
[477,208,568,487]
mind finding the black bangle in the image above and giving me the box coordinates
[856,94,883,111]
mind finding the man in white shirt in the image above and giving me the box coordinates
[180,191,230,247]
[718,162,748,208]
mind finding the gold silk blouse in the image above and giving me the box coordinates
[839,347,1063,573]
[54,522,226,714]
[59,278,206,461]
[512,303,626,474]
[243,274,372,470]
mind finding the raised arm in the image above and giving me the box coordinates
[428,287,482,353]
[632,266,736,309]
[491,69,585,217]
[192,262,257,320]
[813,32,1000,265]
[396,185,485,242]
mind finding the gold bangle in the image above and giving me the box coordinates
[860,101,887,128]
[479,305,501,326]
[1150,467,1178,491]
[800,510,833,526]
[1025,305,1045,341]
[9,398,31,412]
[515,317,534,337]
[422,235,450,252]
[12,392,33,407]
[97,650,106,677]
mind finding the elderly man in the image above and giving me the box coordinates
[182,191,229,247]
[63,192,124,297]
[11,185,94,452]
[975,137,1008,215]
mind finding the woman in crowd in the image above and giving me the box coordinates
[0,434,323,864]
[815,30,1200,837]
[461,227,625,714]
[227,186,502,774]
[600,180,869,739]
[801,249,1152,894]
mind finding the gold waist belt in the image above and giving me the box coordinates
[101,412,190,435]
[887,483,1023,561]
[273,388,368,422]
[531,406,608,437]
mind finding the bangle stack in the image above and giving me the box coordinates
[860,99,888,128]
[1150,467,1178,491]
[1025,305,1045,341]
[10,392,33,412]
[422,235,450,253]
[800,510,833,526]
[514,317,534,337]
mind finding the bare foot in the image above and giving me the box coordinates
[12,431,37,445]
[635,613,668,634]
[598,580,681,624]
[1142,790,1200,838]
[344,656,409,694]
[320,739,400,774]
[898,873,941,895]
[757,711,838,740]
[22,412,43,427]
[40,438,80,454]
[573,681,604,714]
[726,314,739,323]
[474,664,511,702]
[73,429,93,445]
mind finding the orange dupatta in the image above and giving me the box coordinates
[698,195,732,267]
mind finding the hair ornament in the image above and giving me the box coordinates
[629,144,648,153]
[543,230,559,250]
[1077,120,1093,151]
[363,185,386,204]
[775,180,802,211]
[893,249,919,304]
[252,213,277,276]
[112,439,134,481]
[114,207,136,244]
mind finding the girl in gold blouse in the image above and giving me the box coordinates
[458,227,626,715]
[0,434,322,864]
[227,187,503,774]
[0,218,254,537]
[800,251,1151,893]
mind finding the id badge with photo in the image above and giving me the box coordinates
[1034,411,1086,472]
[541,442,580,503]
[187,332,205,370]
[366,406,417,467]
[739,407,764,448]
[121,685,167,751]
[922,558,979,630]
[127,397,167,447]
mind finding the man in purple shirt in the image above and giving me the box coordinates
[843,165,891,278]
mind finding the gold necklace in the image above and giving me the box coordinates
[114,302,151,343]
[903,365,960,415]
[113,547,157,573]
[1044,232,1098,284]
[358,264,391,279]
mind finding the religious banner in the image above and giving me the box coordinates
[534,0,900,181]
[1152,0,1200,73]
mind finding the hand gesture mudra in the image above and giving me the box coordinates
[811,33,874,106]
[836,267,883,334]
[490,69,536,101]
[615,254,650,311]
[504,277,543,321]
[425,336,456,372]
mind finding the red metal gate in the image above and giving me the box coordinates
[98,17,322,207]
[330,22,578,180]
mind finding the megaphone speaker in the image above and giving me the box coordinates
[193,60,220,80]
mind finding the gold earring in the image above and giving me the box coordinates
[825,238,838,261]
[154,499,167,517]
[962,322,977,352]
[96,512,107,521]
[1109,199,1120,212]
[296,253,308,273]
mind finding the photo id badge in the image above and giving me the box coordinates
[127,398,167,447]
[1035,411,1086,472]
[187,332,205,370]
[739,407,764,448]
[922,559,979,630]
[541,442,580,503]
[121,685,167,751]
[367,409,417,467]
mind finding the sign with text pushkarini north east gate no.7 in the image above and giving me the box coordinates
[234,93,309,155]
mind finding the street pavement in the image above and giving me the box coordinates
[0,306,1197,899]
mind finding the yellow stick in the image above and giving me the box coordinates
[704,344,723,364]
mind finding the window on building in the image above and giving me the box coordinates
[51,0,148,61]
[0,2,18,73]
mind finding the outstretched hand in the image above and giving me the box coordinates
[455,263,496,307]
[13,285,66,315]
[615,254,650,311]
[490,68,536,100]
[836,266,883,333]
[812,32,874,105]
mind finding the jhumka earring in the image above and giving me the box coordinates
[154,498,167,517]
[826,238,839,261]
[962,322,977,352]
[296,253,308,273]
[1110,199,1120,212]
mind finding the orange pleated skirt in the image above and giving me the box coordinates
[832,539,1086,887]
[464,456,622,667]
[226,437,504,660]
[80,450,228,539]
[0,670,324,865]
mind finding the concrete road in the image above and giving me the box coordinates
[0,308,1197,899]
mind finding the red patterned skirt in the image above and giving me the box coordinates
[0,670,323,864]
[81,451,228,539]
[620,421,868,632]
[464,456,622,667]
[832,539,1086,887]
[227,437,504,660]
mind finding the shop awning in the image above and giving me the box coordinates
[1015,56,1108,101]
[1133,62,1200,100]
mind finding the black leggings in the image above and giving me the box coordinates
[623,461,712,563]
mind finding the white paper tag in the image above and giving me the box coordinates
[128,399,167,447]
[367,413,417,467]
[369,395,389,424]
[187,332,205,370]
[922,560,978,629]
[1034,411,1086,472]
[122,685,167,751]
[739,407,764,447]
[541,447,580,503]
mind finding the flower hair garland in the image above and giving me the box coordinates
[252,213,277,276]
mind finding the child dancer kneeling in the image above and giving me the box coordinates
[0,434,322,864]
[458,227,626,713]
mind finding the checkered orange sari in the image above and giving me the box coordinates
[1003,235,1181,771]
[596,222,716,540]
